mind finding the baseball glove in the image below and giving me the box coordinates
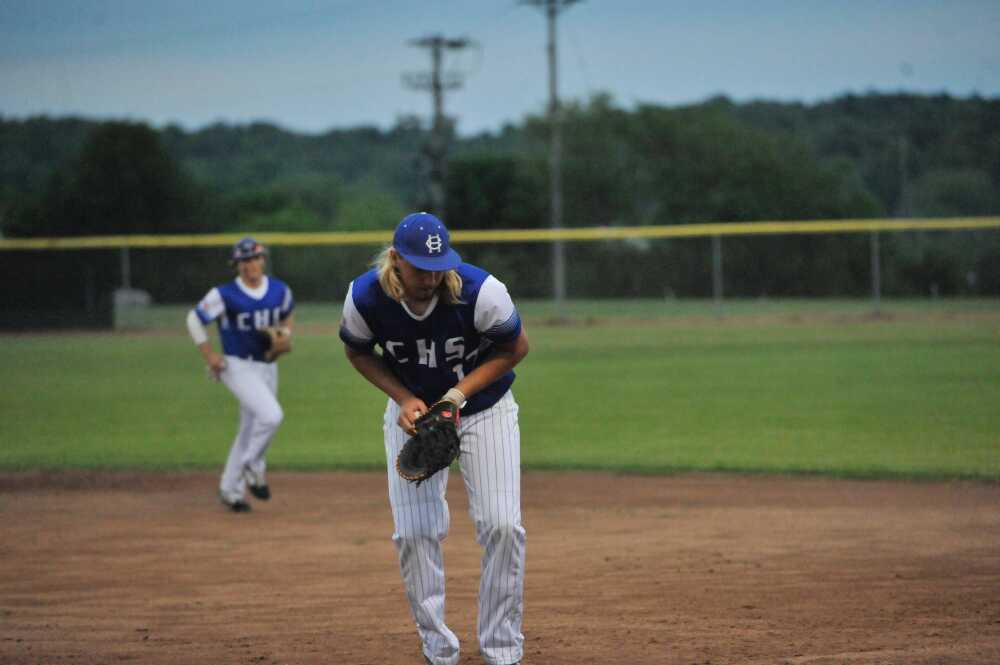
[396,401,462,485]
[259,325,292,362]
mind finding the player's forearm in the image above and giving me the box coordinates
[454,330,529,401]
[345,347,415,406]
[196,341,215,361]
[187,309,217,362]
[455,357,516,400]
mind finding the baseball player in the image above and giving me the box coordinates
[339,212,530,665]
[186,237,295,512]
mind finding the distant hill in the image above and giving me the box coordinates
[2,93,999,311]
[3,92,997,229]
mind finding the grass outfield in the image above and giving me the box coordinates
[3,299,999,480]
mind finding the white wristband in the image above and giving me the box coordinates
[442,387,466,408]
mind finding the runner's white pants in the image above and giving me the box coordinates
[384,391,525,665]
[218,356,282,502]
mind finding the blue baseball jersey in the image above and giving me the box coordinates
[195,276,294,362]
[339,263,522,416]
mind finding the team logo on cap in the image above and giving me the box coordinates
[425,233,443,254]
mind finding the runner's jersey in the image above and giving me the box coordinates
[195,276,294,362]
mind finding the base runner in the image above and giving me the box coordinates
[186,237,295,512]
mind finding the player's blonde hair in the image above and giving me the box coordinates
[373,246,463,304]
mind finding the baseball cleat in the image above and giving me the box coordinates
[219,492,252,513]
[247,483,271,500]
[242,467,271,501]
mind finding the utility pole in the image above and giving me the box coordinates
[523,0,580,306]
[403,35,471,219]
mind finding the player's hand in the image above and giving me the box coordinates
[398,396,429,435]
[205,351,227,382]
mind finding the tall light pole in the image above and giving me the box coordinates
[404,35,472,219]
[523,0,580,305]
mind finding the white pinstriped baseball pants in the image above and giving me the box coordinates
[218,356,283,502]
[384,391,525,665]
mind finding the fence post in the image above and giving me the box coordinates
[711,235,723,310]
[120,246,131,289]
[870,230,881,314]
[85,264,96,319]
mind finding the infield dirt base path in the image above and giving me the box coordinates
[1,472,998,665]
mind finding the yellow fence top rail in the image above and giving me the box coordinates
[2,216,999,250]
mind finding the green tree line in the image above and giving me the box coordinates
[1,92,998,312]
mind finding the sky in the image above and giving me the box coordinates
[2,0,998,137]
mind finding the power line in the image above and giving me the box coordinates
[521,0,582,306]
[403,35,474,219]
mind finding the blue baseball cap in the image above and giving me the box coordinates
[392,212,462,272]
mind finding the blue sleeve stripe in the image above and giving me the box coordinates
[195,308,212,325]
[339,324,376,353]
[485,311,521,343]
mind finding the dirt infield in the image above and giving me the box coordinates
[1,472,998,665]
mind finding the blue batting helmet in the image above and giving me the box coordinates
[230,237,266,264]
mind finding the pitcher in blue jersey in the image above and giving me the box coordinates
[186,237,295,512]
[340,213,530,665]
